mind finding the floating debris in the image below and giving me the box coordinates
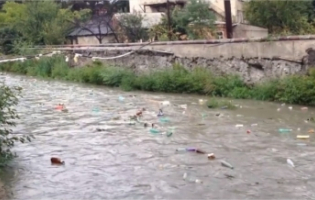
[278,128,292,133]
[297,135,310,139]
[235,124,244,128]
[157,109,164,117]
[207,153,216,160]
[287,158,295,167]
[221,160,234,169]
[51,157,65,165]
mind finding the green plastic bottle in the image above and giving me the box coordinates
[278,128,292,133]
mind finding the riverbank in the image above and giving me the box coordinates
[1,55,315,105]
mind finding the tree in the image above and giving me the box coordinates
[0,1,91,46]
[69,0,129,44]
[244,1,315,35]
[0,82,34,166]
[172,0,215,39]
[0,2,27,27]
[150,0,216,40]
[17,1,91,45]
[114,12,148,42]
[0,27,21,54]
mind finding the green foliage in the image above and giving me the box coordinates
[150,0,216,40]
[0,27,21,54]
[4,57,315,106]
[172,0,215,39]
[244,0,315,35]
[0,1,91,53]
[0,2,27,27]
[116,12,148,42]
[149,15,178,41]
[0,83,34,166]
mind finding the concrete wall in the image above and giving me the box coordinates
[233,24,268,39]
[66,36,312,60]
[49,35,315,84]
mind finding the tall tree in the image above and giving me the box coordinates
[172,0,215,39]
[244,0,315,35]
[70,0,128,43]
[0,1,90,45]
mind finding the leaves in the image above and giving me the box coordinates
[172,0,215,39]
[0,82,34,166]
[115,12,148,42]
[244,0,315,35]
[0,1,91,47]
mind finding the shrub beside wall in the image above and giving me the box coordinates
[1,56,315,105]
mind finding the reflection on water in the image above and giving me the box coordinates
[1,73,315,199]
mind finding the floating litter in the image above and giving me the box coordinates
[159,117,170,123]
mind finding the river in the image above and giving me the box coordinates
[1,73,315,199]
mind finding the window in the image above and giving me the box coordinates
[216,31,223,39]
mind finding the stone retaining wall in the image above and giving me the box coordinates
[53,35,315,84]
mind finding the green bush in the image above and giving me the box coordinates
[0,82,34,166]
[3,56,315,106]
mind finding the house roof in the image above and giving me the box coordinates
[113,12,164,28]
[68,17,114,37]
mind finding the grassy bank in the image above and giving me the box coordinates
[1,56,315,105]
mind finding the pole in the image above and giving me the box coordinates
[224,0,233,39]
[166,0,172,40]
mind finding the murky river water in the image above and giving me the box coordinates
[1,73,315,199]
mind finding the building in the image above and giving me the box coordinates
[209,0,246,23]
[129,0,245,22]
[129,0,268,39]
[67,17,116,45]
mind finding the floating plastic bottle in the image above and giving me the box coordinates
[287,158,295,167]
[175,148,188,153]
[278,128,292,133]
[175,147,196,153]
[175,147,205,154]
[221,160,234,169]
[297,135,310,139]
[183,173,202,183]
